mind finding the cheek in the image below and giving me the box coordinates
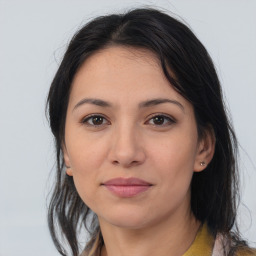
[70,147,104,212]
[67,130,108,171]
[150,132,198,171]
[149,130,198,193]
[65,134,109,204]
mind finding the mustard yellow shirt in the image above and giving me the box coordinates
[183,223,214,256]
[83,223,256,256]
[183,223,256,256]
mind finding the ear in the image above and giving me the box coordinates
[62,144,73,176]
[194,125,215,172]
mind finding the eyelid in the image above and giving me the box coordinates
[145,113,176,126]
[80,113,176,127]
[81,114,110,126]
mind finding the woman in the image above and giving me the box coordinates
[47,8,255,256]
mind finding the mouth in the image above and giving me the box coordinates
[101,177,153,198]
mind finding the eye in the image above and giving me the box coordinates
[81,115,109,127]
[147,114,175,126]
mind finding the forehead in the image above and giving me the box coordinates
[79,46,160,72]
[69,46,185,107]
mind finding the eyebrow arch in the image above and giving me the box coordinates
[73,97,184,112]
[139,98,184,111]
[73,98,112,111]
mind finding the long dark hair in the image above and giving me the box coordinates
[47,8,247,256]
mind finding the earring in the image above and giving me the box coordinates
[200,161,206,166]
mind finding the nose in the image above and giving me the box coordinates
[108,124,146,168]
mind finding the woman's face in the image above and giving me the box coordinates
[63,46,210,229]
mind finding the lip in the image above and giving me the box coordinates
[102,177,153,198]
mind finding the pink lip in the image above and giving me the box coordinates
[102,178,152,198]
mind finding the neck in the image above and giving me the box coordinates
[99,210,201,256]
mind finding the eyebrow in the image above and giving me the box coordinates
[73,98,184,112]
[138,98,184,111]
[73,98,112,111]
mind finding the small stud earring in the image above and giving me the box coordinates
[200,161,206,166]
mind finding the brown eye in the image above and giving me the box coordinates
[91,116,104,125]
[152,116,165,125]
[82,115,108,126]
[148,115,175,126]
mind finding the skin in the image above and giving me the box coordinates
[63,46,215,256]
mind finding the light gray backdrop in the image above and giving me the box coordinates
[0,0,255,255]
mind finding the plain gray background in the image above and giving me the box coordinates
[0,0,255,255]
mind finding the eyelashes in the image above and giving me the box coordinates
[81,113,176,128]
[146,115,175,126]
[81,115,110,126]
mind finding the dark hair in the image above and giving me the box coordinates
[47,7,247,256]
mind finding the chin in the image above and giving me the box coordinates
[98,208,150,230]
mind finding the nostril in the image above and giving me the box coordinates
[112,160,119,165]
[111,160,140,167]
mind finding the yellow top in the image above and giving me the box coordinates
[182,223,256,256]
[82,223,256,256]
[183,223,214,256]
[183,223,256,256]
